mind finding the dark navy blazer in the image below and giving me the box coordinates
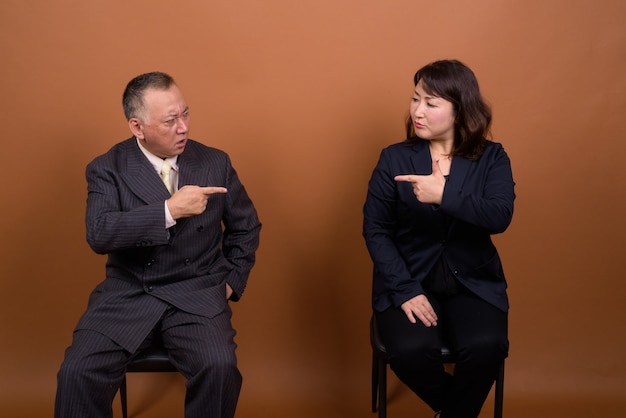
[363,139,515,313]
[75,138,261,352]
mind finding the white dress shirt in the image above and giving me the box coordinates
[136,138,178,228]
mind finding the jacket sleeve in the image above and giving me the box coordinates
[363,148,425,307]
[220,155,262,300]
[85,156,170,254]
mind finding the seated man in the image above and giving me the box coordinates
[55,72,261,418]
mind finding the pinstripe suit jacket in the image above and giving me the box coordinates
[75,138,261,352]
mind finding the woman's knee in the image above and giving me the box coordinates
[456,334,508,364]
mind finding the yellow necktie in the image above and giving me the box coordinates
[160,160,174,195]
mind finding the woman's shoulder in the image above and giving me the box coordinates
[484,139,504,150]
[381,138,426,154]
[482,140,509,158]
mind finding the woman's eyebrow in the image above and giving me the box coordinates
[413,89,438,98]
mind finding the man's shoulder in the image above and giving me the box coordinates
[93,137,135,157]
[186,139,226,154]
[185,139,230,162]
[87,137,136,166]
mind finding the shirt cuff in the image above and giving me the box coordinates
[164,201,176,229]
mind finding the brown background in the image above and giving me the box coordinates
[1,0,625,417]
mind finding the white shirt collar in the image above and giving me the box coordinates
[136,138,179,173]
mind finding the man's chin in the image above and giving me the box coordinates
[174,139,188,152]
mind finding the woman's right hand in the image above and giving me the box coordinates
[401,294,438,327]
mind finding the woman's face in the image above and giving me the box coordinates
[409,80,456,143]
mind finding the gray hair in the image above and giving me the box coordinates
[122,72,176,121]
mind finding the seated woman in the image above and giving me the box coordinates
[363,59,515,418]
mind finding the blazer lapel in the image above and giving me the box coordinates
[407,139,472,185]
[409,141,433,174]
[445,152,472,234]
[406,140,472,232]
[447,156,471,193]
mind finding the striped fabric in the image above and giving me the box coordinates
[55,138,261,418]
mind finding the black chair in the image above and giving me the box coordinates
[119,340,179,418]
[370,315,505,418]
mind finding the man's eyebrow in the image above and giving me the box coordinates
[167,107,190,117]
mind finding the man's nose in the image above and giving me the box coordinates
[176,117,189,132]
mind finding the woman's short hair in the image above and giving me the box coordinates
[406,59,492,160]
[122,72,176,121]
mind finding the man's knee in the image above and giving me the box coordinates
[194,348,238,376]
[57,345,93,385]
[57,332,128,384]
[57,356,81,386]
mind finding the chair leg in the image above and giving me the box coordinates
[494,361,505,418]
[372,352,379,412]
[120,375,128,418]
[377,356,387,418]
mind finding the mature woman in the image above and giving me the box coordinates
[363,59,515,418]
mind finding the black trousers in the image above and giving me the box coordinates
[55,305,241,418]
[376,287,508,418]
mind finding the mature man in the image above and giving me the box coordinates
[55,72,261,418]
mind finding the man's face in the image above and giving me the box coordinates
[131,85,190,159]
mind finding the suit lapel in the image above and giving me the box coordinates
[119,139,171,204]
[177,145,206,187]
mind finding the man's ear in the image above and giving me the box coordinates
[128,118,144,139]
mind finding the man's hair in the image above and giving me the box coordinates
[122,72,176,121]
[405,60,492,160]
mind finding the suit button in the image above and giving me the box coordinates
[185,258,191,264]
[146,286,154,292]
